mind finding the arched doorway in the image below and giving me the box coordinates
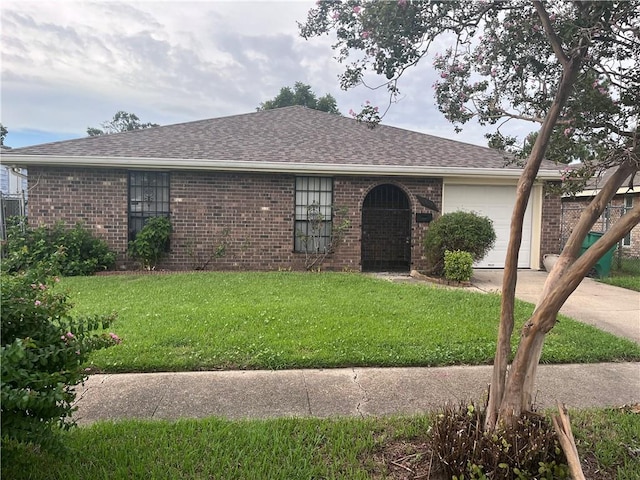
[361,184,411,271]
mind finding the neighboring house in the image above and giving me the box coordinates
[1,146,28,196]
[1,145,28,238]
[0,167,28,196]
[561,166,639,258]
[2,106,562,272]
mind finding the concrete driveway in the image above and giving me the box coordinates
[471,269,640,343]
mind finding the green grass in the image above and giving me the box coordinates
[572,407,640,479]
[58,272,640,372]
[1,416,405,480]
[601,257,640,291]
[2,409,638,480]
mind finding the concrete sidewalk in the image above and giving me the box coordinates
[73,363,640,425]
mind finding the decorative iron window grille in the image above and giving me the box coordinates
[294,177,333,253]
[128,171,170,241]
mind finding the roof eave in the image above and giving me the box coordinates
[1,154,562,180]
[566,187,637,198]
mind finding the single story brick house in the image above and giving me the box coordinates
[2,106,562,271]
[561,166,639,258]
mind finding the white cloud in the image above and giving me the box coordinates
[1,0,529,148]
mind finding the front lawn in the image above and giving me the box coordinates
[60,272,640,372]
[3,409,639,480]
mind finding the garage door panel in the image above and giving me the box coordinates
[443,185,532,268]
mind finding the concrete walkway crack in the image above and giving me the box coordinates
[301,371,313,415]
[72,386,91,407]
[352,369,369,418]
[151,377,169,419]
[72,374,110,408]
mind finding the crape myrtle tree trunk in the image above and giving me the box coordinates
[301,0,639,428]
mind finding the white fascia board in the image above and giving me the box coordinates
[568,187,636,198]
[2,154,562,180]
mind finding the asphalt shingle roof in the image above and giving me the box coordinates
[4,106,558,174]
[563,163,636,192]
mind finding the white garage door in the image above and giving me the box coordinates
[443,185,533,268]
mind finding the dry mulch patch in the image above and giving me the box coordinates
[366,439,618,480]
[95,268,203,276]
[366,440,447,480]
[410,270,472,288]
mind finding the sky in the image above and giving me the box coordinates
[1,0,530,149]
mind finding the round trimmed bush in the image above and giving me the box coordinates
[424,211,496,276]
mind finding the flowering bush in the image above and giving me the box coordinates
[1,270,120,449]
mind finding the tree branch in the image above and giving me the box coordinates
[562,159,638,259]
[534,1,569,67]
[495,110,574,125]
[534,203,640,334]
[552,402,586,480]
[589,122,637,139]
[489,32,589,430]
[589,66,635,90]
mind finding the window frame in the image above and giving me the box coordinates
[294,176,334,253]
[128,171,170,242]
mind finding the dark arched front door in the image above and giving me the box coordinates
[361,184,411,271]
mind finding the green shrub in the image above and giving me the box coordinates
[1,270,120,449]
[1,219,115,276]
[58,223,116,276]
[424,211,496,276]
[444,250,474,283]
[128,216,172,270]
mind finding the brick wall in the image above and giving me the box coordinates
[169,173,442,271]
[169,171,297,270]
[610,194,640,258]
[332,177,442,272]
[27,166,129,262]
[26,167,443,271]
[540,184,563,266]
[562,193,640,259]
